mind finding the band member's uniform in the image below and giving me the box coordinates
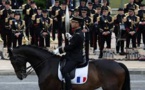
[93,0,102,9]
[27,1,37,45]
[22,0,31,38]
[56,1,66,47]
[137,4,145,49]
[0,1,12,47]
[92,6,101,52]
[134,0,143,6]
[10,12,25,48]
[3,11,15,49]
[101,0,112,15]
[39,10,53,48]
[77,0,88,16]
[81,8,91,61]
[124,0,139,14]
[113,8,126,54]
[87,2,96,17]
[49,0,60,41]
[124,8,140,48]
[0,0,7,41]
[98,7,114,58]
[31,7,42,46]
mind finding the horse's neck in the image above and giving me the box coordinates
[28,55,60,77]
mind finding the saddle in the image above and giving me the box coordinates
[60,56,88,79]
[58,57,89,84]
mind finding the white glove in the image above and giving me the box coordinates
[65,33,72,40]
[53,48,60,55]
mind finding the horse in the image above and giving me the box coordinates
[8,45,130,90]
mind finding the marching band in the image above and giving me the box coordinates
[0,0,145,59]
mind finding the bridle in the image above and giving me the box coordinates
[12,54,56,76]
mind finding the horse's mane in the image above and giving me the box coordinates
[14,45,60,58]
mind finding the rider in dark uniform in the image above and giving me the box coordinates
[53,16,84,90]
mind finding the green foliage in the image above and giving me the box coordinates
[34,0,47,9]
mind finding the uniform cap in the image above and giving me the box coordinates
[118,8,124,11]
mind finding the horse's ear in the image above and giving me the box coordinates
[8,48,13,57]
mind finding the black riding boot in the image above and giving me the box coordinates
[98,50,103,58]
[64,73,72,90]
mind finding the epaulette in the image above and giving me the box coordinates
[48,17,53,25]
[22,20,25,26]
[26,8,31,15]
[124,3,128,8]
[97,16,101,22]
[36,18,40,23]
[48,6,53,11]
[113,14,118,20]
[9,20,13,25]
[22,4,26,9]
[55,9,60,16]
[0,9,4,15]
[90,14,94,24]
[31,14,37,20]
[5,18,8,23]
[62,16,65,22]
[136,16,140,23]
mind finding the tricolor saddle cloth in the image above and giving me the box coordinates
[58,59,89,84]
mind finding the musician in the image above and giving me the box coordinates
[98,7,114,58]
[125,8,140,49]
[22,0,31,38]
[31,7,42,46]
[73,8,80,17]
[28,1,37,45]
[39,10,52,48]
[101,0,112,15]
[10,12,25,48]
[81,8,91,61]
[137,4,145,49]
[114,8,126,55]
[92,5,101,53]
[3,10,15,49]
[124,0,139,14]
[49,0,60,41]
[78,0,88,16]
[0,0,6,41]
[93,0,102,9]
[0,0,12,47]
[56,1,66,47]
[53,16,84,90]
[87,2,95,16]
[11,0,24,9]
[134,0,143,6]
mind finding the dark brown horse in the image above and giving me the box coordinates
[8,45,130,90]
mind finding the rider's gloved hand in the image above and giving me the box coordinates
[65,33,72,40]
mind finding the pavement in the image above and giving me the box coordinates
[0,33,145,75]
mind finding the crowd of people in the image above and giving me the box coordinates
[0,0,144,59]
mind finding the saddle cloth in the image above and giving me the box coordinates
[58,63,89,84]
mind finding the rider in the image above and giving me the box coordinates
[53,16,85,90]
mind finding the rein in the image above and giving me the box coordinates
[26,54,56,75]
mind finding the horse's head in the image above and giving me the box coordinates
[8,48,27,80]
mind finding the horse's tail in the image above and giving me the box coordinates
[118,63,131,90]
